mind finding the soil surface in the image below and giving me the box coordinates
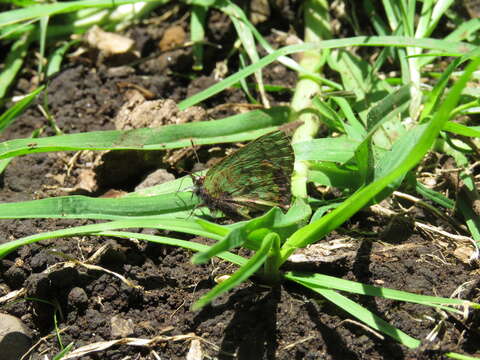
[1,4,480,360]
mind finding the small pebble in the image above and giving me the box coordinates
[68,287,89,310]
[111,315,135,338]
[0,313,32,360]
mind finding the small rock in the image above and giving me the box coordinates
[106,66,136,77]
[159,25,186,51]
[0,313,32,360]
[380,215,414,243]
[111,315,135,338]
[68,287,89,310]
[25,273,50,299]
[49,267,79,288]
[85,25,135,56]
[186,338,203,360]
[135,169,175,190]
[29,252,49,271]
[3,265,27,289]
[100,242,127,266]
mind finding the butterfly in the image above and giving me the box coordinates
[193,130,294,219]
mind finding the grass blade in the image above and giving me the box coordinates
[280,56,480,261]
[191,232,274,310]
[0,107,290,159]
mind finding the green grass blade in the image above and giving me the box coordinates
[310,97,345,132]
[52,342,74,360]
[191,232,274,310]
[294,138,358,163]
[37,15,48,76]
[285,272,470,309]
[443,122,480,138]
[0,31,32,99]
[215,0,340,90]
[445,352,480,360]
[46,40,80,77]
[0,107,290,159]
[190,4,206,71]
[0,85,44,133]
[366,84,411,133]
[308,163,361,189]
[287,275,422,348]
[0,218,223,259]
[0,192,197,220]
[332,96,366,139]
[98,231,248,266]
[192,226,247,265]
[194,205,310,265]
[178,36,474,110]
[280,56,480,262]
[0,0,159,27]
[420,58,462,121]
[225,0,268,106]
[413,176,455,209]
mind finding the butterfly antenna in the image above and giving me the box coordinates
[190,138,200,163]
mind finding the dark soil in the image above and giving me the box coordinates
[1,4,479,360]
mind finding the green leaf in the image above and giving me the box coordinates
[280,56,480,262]
[285,272,422,349]
[294,137,359,163]
[0,107,290,159]
[0,31,32,99]
[193,203,310,264]
[0,218,224,259]
[0,86,44,134]
[443,122,480,138]
[192,232,275,310]
[0,192,198,220]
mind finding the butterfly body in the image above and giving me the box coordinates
[193,130,294,218]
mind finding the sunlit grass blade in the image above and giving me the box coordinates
[285,272,473,311]
[194,205,310,265]
[0,85,44,133]
[413,176,455,209]
[0,0,157,27]
[52,342,74,360]
[0,31,33,100]
[46,40,80,77]
[0,107,290,159]
[192,226,247,265]
[178,36,474,110]
[280,56,480,262]
[98,231,248,266]
[308,162,360,189]
[0,192,197,220]
[443,122,480,138]
[190,4,206,71]
[38,15,49,76]
[191,232,275,310]
[456,187,480,246]
[287,276,422,349]
[366,84,411,134]
[420,57,462,121]
[294,138,358,163]
[0,218,225,259]
[331,96,366,139]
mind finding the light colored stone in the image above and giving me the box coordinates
[135,169,175,190]
[186,339,203,360]
[110,315,134,338]
[0,313,32,360]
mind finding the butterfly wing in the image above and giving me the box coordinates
[201,131,294,214]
